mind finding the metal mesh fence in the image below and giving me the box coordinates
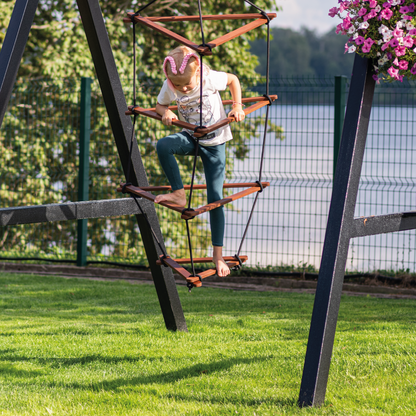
[1,76,416,273]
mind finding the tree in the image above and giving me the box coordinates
[0,0,282,262]
[250,26,354,78]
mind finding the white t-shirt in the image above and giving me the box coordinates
[157,70,233,147]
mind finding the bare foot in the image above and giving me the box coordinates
[214,257,231,277]
[154,188,186,206]
[212,246,230,277]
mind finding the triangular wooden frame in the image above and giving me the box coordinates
[156,255,248,287]
[124,12,277,56]
[118,182,269,220]
[126,95,277,138]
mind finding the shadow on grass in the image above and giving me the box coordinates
[0,362,45,378]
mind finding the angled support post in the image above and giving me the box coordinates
[75,0,187,332]
[298,55,375,406]
[0,0,39,127]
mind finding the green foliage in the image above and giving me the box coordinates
[0,0,284,263]
[251,27,355,77]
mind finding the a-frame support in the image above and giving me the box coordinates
[298,55,416,406]
[0,0,188,332]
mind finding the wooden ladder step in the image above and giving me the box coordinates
[158,255,248,287]
[117,182,269,218]
[126,96,277,138]
[124,13,277,56]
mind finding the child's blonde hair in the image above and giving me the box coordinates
[162,46,210,87]
[164,46,200,80]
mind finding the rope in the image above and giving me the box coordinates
[125,10,170,265]
[134,0,158,15]
[235,7,271,260]
[182,0,207,282]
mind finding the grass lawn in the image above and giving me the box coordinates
[1,273,416,415]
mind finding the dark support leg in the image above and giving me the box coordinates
[76,0,187,332]
[298,55,375,406]
[0,0,39,127]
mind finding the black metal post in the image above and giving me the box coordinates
[77,77,92,267]
[0,0,39,127]
[298,55,375,406]
[333,75,347,177]
[75,0,187,332]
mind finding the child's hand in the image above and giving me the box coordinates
[161,109,178,126]
[228,105,245,122]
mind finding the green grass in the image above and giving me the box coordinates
[1,273,416,415]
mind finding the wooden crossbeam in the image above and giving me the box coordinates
[118,182,270,219]
[127,14,212,55]
[156,255,248,265]
[125,12,276,56]
[158,254,248,287]
[127,96,277,113]
[180,183,269,219]
[125,13,277,23]
[126,95,277,138]
[131,182,266,192]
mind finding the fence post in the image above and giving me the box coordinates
[77,77,92,267]
[333,76,347,177]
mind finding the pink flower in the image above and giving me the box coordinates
[403,36,414,48]
[393,28,403,38]
[409,29,416,35]
[329,7,339,17]
[369,0,377,7]
[398,60,409,70]
[362,43,372,53]
[358,7,367,16]
[393,57,399,66]
[380,8,393,20]
[389,38,399,47]
[336,23,344,34]
[395,45,406,56]
[410,64,416,75]
[372,74,379,81]
[387,66,400,79]
[355,36,365,45]
[381,42,390,51]
[339,1,350,12]
[409,3,415,12]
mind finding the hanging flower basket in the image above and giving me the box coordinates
[329,0,416,81]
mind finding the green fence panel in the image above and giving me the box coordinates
[1,76,416,274]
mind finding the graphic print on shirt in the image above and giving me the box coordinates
[177,94,214,126]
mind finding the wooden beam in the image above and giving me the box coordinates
[181,183,269,219]
[124,13,277,23]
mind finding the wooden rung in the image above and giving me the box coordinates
[156,255,248,265]
[126,96,277,114]
[125,95,277,138]
[158,254,248,288]
[117,182,269,219]
[129,182,268,192]
[125,12,276,56]
[127,14,212,56]
[125,106,209,138]
[208,18,271,49]
[181,182,269,220]
[124,13,277,24]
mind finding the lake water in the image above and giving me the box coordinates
[221,104,416,273]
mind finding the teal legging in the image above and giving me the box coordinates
[156,132,226,247]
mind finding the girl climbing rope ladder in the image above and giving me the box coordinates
[154,46,246,277]
[120,1,277,289]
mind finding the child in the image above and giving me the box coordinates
[154,46,245,277]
